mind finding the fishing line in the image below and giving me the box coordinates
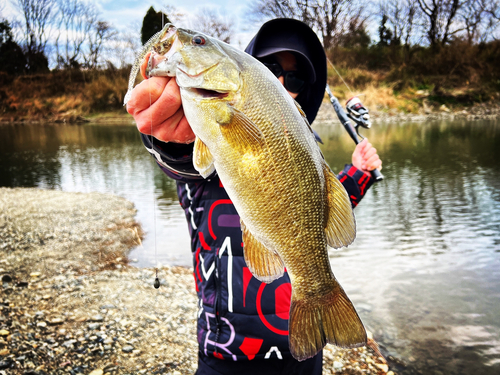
[147,56,160,289]
[152,0,166,290]
[327,57,354,96]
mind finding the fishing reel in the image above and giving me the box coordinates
[325,85,383,181]
[346,96,371,134]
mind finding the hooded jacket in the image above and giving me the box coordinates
[245,18,327,125]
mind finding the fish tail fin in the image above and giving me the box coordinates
[289,285,366,361]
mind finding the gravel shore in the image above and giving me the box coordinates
[0,188,394,375]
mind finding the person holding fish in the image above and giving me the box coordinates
[126,18,382,375]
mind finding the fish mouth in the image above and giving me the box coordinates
[186,87,229,99]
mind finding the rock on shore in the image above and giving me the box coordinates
[0,188,392,374]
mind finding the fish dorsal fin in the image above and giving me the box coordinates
[193,136,215,178]
[241,220,284,283]
[323,163,356,248]
[218,105,265,150]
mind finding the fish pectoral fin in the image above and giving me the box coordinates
[323,163,356,248]
[219,105,265,150]
[241,220,284,284]
[288,283,367,361]
[193,137,215,178]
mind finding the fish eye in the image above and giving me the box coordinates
[192,36,206,45]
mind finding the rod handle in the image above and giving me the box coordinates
[370,168,384,181]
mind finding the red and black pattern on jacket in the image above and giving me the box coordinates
[142,135,374,360]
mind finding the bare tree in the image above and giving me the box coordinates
[251,0,310,20]
[192,8,234,43]
[486,0,500,38]
[379,0,421,46]
[13,0,57,69]
[250,0,369,49]
[417,0,468,46]
[161,5,185,24]
[110,28,142,68]
[314,0,369,49]
[466,0,500,42]
[84,20,117,69]
[54,0,95,68]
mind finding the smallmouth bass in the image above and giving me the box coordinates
[125,24,366,361]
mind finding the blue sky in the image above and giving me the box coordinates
[2,0,261,50]
[96,0,260,49]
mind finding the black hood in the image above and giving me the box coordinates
[245,18,326,124]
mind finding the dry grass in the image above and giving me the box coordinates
[0,68,130,121]
[1,41,500,122]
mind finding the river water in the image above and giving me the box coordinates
[1,119,499,374]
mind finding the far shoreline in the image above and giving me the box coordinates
[2,98,500,126]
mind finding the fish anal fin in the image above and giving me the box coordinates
[193,137,215,178]
[242,221,284,283]
[288,284,367,361]
[323,163,356,248]
[219,105,265,151]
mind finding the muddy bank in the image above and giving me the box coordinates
[0,188,394,374]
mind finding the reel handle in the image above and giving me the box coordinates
[326,85,384,182]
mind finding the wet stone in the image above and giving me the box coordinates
[88,323,101,330]
[122,345,134,353]
[90,314,104,322]
[63,339,77,347]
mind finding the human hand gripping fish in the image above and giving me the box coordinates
[126,76,195,143]
[125,24,375,361]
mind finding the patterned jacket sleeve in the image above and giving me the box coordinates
[140,133,204,183]
[337,164,374,208]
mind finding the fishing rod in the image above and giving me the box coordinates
[325,84,384,182]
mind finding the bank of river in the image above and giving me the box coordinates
[0,188,391,375]
[2,97,500,126]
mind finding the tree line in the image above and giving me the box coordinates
[0,0,120,74]
[1,0,499,76]
[252,0,500,48]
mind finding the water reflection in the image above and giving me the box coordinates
[1,120,500,374]
[0,124,190,267]
[314,119,500,374]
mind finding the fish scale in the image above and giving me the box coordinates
[125,23,366,361]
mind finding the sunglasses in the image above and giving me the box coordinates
[262,62,305,94]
